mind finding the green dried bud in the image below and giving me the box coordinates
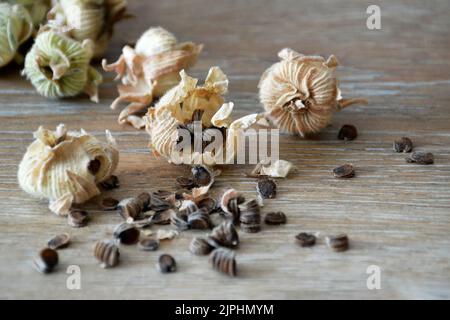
[22,30,102,101]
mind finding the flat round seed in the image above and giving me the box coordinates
[256,178,277,199]
[47,233,70,250]
[138,238,159,251]
[67,209,89,228]
[393,137,413,153]
[326,234,349,252]
[157,254,177,273]
[33,248,58,273]
[338,124,358,140]
[295,232,316,247]
[101,197,119,210]
[264,212,287,225]
[333,163,355,178]
[406,151,434,165]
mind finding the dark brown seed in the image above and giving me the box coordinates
[47,233,70,250]
[137,192,151,210]
[338,124,358,141]
[157,254,177,273]
[67,209,89,228]
[326,234,349,252]
[99,175,120,190]
[87,158,101,175]
[188,209,211,230]
[295,232,316,247]
[333,163,355,178]
[149,191,171,212]
[197,197,217,214]
[138,238,159,251]
[113,223,140,245]
[33,248,59,273]
[189,237,213,255]
[191,165,212,186]
[101,197,119,210]
[117,195,147,221]
[170,211,190,231]
[406,151,434,165]
[152,209,173,225]
[393,137,413,153]
[209,220,239,248]
[239,199,261,233]
[176,176,195,189]
[256,178,277,199]
[94,240,120,268]
[209,248,237,277]
[264,212,287,225]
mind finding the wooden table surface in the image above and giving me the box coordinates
[1,0,449,300]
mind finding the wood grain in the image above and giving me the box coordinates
[0,0,449,299]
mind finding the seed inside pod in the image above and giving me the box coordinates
[94,240,120,268]
[333,163,355,178]
[99,175,120,190]
[113,223,140,245]
[295,232,316,247]
[189,237,213,255]
[67,209,89,228]
[47,233,70,250]
[338,124,358,141]
[209,248,237,277]
[326,234,349,252]
[188,208,212,230]
[264,212,287,225]
[209,220,239,248]
[157,254,177,273]
[138,238,159,251]
[393,137,413,153]
[406,151,434,165]
[176,176,195,189]
[33,248,58,273]
[88,158,101,175]
[256,178,277,199]
[191,165,212,186]
[101,197,119,210]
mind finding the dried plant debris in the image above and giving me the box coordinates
[209,221,239,248]
[239,200,262,233]
[257,178,277,199]
[333,163,355,178]
[220,189,246,224]
[176,176,195,189]
[99,175,120,190]
[326,234,349,252]
[209,248,237,277]
[156,229,179,241]
[189,237,214,255]
[264,212,287,225]
[157,254,177,273]
[406,151,434,165]
[117,192,151,222]
[101,197,119,210]
[338,124,358,141]
[138,238,160,251]
[94,240,120,268]
[249,159,294,178]
[67,209,89,228]
[47,233,71,250]
[113,223,140,245]
[295,233,316,247]
[393,137,413,153]
[33,248,59,273]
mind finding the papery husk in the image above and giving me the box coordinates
[258,48,367,137]
[47,0,128,58]
[102,27,203,129]
[10,0,51,29]
[0,3,33,68]
[22,29,102,101]
[18,124,119,215]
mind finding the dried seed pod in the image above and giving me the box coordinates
[113,223,140,245]
[117,192,150,221]
[176,176,195,189]
[170,211,190,231]
[33,248,58,273]
[179,200,198,216]
[101,197,119,210]
[149,191,171,212]
[220,189,245,223]
[393,137,413,153]
[333,163,355,178]
[197,197,217,214]
[94,240,120,268]
[264,212,287,225]
[138,238,159,251]
[209,248,237,277]
[67,209,89,227]
[192,165,213,186]
[256,178,277,199]
[47,233,70,250]
[239,200,261,233]
[157,254,177,273]
[189,237,213,255]
[99,175,120,190]
[295,232,316,247]
[259,48,366,136]
[152,209,174,225]
[406,151,434,165]
[18,125,118,215]
[326,234,349,252]
[338,124,358,141]
[209,220,239,248]
[188,208,212,230]
[14,0,51,29]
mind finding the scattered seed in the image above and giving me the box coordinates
[192,165,212,186]
[189,237,213,255]
[264,212,287,225]
[209,248,237,277]
[406,151,434,165]
[326,234,349,252]
[138,238,159,251]
[188,208,211,230]
[295,233,316,247]
[176,176,195,189]
[209,220,239,248]
[393,137,413,153]
[239,200,261,233]
[101,197,119,210]
[256,178,277,199]
[94,240,120,268]
[333,163,355,178]
[197,197,217,214]
[157,254,177,273]
[117,193,150,221]
[33,248,59,273]
[67,209,89,228]
[220,189,245,224]
[99,175,120,190]
[338,124,358,141]
[88,158,101,175]
[47,233,70,250]
[113,223,140,245]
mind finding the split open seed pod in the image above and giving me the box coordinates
[18,124,119,215]
[102,27,203,128]
[258,48,367,137]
